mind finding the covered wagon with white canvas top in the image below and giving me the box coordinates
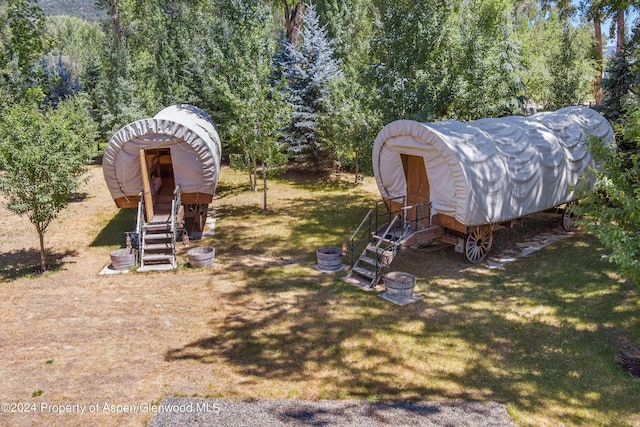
[345,106,614,288]
[102,104,221,270]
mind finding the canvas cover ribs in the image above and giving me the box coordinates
[372,106,615,227]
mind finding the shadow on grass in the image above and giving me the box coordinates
[0,248,78,282]
[212,193,374,274]
[165,234,640,425]
[280,168,362,192]
[90,208,136,247]
[68,192,89,203]
[215,181,253,199]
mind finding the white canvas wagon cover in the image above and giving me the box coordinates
[103,104,221,207]
[373,106,614,227]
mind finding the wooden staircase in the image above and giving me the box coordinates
[136,187,184,272]
[343,197,434,289]
[343,215,403,289]
[139,219,176,271]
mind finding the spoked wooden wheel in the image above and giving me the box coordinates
[464,225,493,263]
[562,202,581,231]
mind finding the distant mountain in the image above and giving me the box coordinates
[37,0,106,22]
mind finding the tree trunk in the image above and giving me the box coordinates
[248,168,255,191]
[283,1,305,45]
[38,231,47,272]
[102,0,124,45]
[354,151,360,184]
[593,18,604,105]
[262,167,268,211]
[616,8,625,56]
[252,158,258,192]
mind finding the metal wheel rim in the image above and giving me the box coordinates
[562,203,580,231]
[465,225,493,263]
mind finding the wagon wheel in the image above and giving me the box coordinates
[562,202,581,231]
[464,225,493,263]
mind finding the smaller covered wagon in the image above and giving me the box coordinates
[102,104,221,269]
[345,106,614,287]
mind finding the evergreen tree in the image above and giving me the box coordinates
[601,51,635,125]
[280,3,342,172]
[41,55,82,107]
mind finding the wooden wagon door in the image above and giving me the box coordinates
[139,148,175,222]
[401,154,430,230]
[139,149,154,222]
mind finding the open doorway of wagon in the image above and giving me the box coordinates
[139,148,176,222]
[401,154,430,231]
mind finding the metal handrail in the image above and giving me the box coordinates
[375,196,405,233]
[170,185,181,267]
[136,192,145,266]
[136,192,144,236]
[371,214,400,286]
[349,208,372,243]
[348,208,373,266]
[402,200,431,232]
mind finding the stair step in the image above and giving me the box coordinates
[144,232,173,240]
[342,275,376,290]
[366,244,393,253]
[142,254,174,262]
[145,223,171,231]
[144,243,173,251]
[352,266,376,279]
[358,255,379,266]
[371,236,396,245]
[137,263,176,272]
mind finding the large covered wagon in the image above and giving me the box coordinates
[102,104,221,270]
[345,106,614,287]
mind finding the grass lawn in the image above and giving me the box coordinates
[0,165,638,426]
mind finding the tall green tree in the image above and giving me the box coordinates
[0,0,52,103]
[578,0,607,104]
[579,114,640,289]
[279,3,342,172]
[267,0,305,45]
[3,0,50,74]
[0,95,97,272]
[449,0,525,119]
[94,0,124,45]
[546,22,595,109]
[370,0,455,122]
[316,0,380,176]
[92,32,144,141]
[197,0,290,207]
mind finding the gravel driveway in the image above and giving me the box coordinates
[149,397,515,426]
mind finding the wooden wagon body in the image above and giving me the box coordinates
[345,106,613,287]
[102,104,221,270]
